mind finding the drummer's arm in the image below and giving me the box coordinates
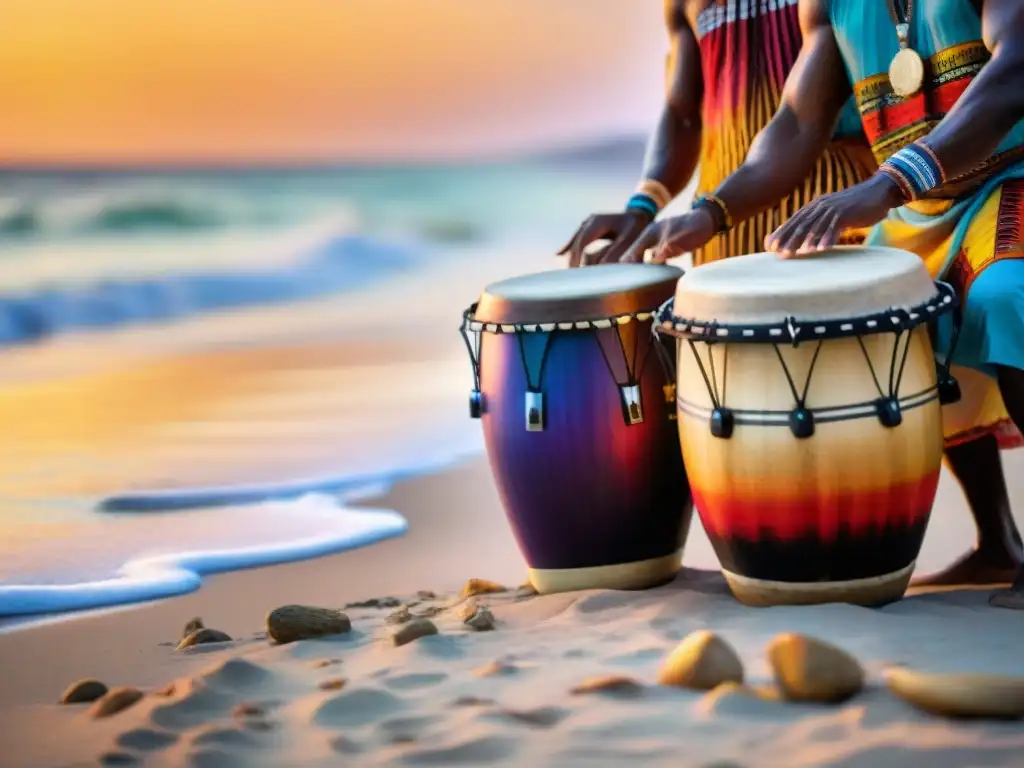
[909,0,1024,179]
[706,0,850,224]
[638,0,704,201]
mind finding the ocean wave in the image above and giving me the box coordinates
[0,232,417,347]
[0,495,408,621]
[0,429,483,626]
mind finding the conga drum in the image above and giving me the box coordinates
[654,247,959,607]
[461,264,693,594]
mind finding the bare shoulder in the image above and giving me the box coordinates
[981,0,1024,52]
[798,0,832,32]
[665,0,692,34]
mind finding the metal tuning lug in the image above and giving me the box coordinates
[789,406,815,439]
[937,372,962,405]
[710,407,734,439]
[874,397,903,428]
[525,391,545,432]
[620,384,644,426]
[468,389,483,419]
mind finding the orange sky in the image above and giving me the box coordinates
[0,0,666,164]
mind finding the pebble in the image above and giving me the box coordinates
[345,596,401,609]
[570,675,644,698]
[463,605,497,631]
[386,605,413,625]
[60,678,108,704]
[90,687,145,718]
[266,605,351,644]
[182,617,205,638]
[318,678,347,691]
[177,628,233,650]
[391,618,438,647]
[461,578,507,598]
[658,630,744,691]
[767,633,864,704]
[884,666,1024,720]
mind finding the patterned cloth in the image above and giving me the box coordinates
[692,0,877,265]
[830,0,1024,448]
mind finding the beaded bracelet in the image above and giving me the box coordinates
[625,193,660,219]
[692,193,733,235]
[878,140,948,202]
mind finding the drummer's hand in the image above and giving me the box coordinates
[558,210,653,268]
[619,208,716,264]
[765,174,905,257]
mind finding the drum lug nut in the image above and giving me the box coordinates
[938,373,962,405]
[710,407,735,439]
[874,397,903,428]
[469,389,484,419]
[525,391,546,432]
[789,406,815,439]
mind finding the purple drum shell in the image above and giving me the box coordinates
[479,323,692,574]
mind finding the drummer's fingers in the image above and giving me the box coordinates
[795,207,837,254]
[596,221,648,264]
[567,219,613,268]
[620,223,662,264]
[814,210,843,251]
[556,227,582,256]
[769,205,820,257]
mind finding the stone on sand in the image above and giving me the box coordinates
[570,675,644,697]
[266,605,351,644]
[464,604,497,631]
[767,633,864,704]
[182,617,205,637]
[386,605,413,625]
[177,628,233,650]
[461,578,507,598]
[391,618,438,647]
[60,678,108,704]
[658,630,744,691]
[90,687,145,718]
[884,666,1024,720]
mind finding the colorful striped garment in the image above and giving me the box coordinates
[692,0,877,265]
[829,0,1024,449]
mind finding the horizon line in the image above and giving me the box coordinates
[0,134,648,174]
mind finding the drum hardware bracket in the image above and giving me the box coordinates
[789,406,815,439]
[525,390,546,432]
[620,384,644,426]
[874,396,903,428]
[710,407,735,438]
[469,389,484,419]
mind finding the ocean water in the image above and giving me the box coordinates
[0,150,643,627]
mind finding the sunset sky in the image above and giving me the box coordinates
[0,1,666,165]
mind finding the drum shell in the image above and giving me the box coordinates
[479,323,692,591]
[676,327,943,605]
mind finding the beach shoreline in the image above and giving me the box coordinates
[4,456,1024,767]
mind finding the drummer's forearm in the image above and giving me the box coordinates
[710,107,833,224]
[637,1,704,202]
[639,106,702,200]
[916,4,1024,180]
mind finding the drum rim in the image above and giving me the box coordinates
[462,302,662,335]
[654,280,958,345]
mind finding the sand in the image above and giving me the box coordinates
[5,247,1024,766]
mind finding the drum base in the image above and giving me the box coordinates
[722,562,915,607]
[528,551,682,595]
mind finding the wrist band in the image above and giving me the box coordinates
[879,140,947,202]
[626,193,659,219]
[692,193,733,235]
[635,178,674,210]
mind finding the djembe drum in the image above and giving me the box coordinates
[654,247,959,607]
[461,264,693,594]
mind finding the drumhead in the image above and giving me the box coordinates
[474,264,682,324]
[674,247,938,326]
